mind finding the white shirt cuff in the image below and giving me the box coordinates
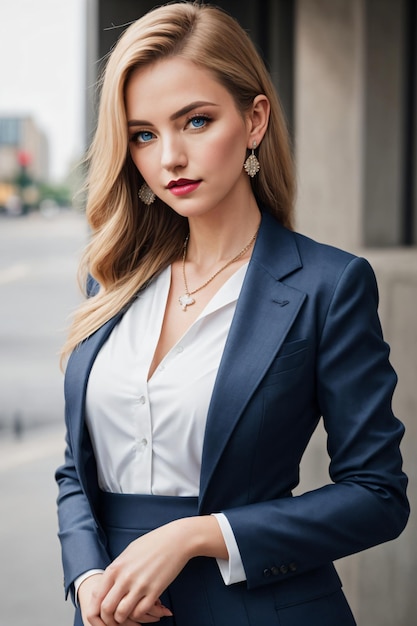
[74,569,105,605]
[211,513,247,585]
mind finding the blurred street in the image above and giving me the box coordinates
[0,210,87,625]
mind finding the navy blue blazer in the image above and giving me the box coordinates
[56,211,409,615]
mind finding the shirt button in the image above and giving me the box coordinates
[139,395,146,404]
[141,438,148,446]
[176,345,184,353]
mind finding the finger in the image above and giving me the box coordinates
[100,598,124,626]
[100,584,134,625]
[99,611,120,626]
[130,602,173,623]
[111,587,165,624]
[82,609,108,626]
[104,590,144,625]
[82,592,108,626]
[146,605,173,618]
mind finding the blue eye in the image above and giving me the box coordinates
[189,115,209,129]
[130,130,154,144]
[137,130,154,143]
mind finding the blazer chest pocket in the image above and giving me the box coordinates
[262,339,309,385]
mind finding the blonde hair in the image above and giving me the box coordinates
[62,1,295,361]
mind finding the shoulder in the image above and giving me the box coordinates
[294,229,377,294]
[260,209,359,272]
[295,230,354,262]
[289,231,380,321]
[259,210,377,296]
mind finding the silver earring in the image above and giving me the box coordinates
[244,141,260,178]
[138,182,156,205]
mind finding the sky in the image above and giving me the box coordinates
[0,0,86,182]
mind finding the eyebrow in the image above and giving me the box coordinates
[127,100,218,127]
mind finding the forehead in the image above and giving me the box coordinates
[125,56,236,118]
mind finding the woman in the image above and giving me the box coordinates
[56,3,409,625]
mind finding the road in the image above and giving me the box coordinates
[0,209,87,435]
[0,210,88,625]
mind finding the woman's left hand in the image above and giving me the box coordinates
[90,515,227,625]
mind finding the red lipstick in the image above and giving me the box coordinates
[167,178,201,196]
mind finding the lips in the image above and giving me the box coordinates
[167,178,198,188]
[167,178,201,196]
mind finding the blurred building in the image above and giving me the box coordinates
[0,115,49,183]
[85,1,416,625]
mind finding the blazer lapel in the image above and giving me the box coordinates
[199,213,306,509]
[64,312,124,470]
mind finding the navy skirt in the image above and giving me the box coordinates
[74,491,356,626]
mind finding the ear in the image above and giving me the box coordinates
[246,94,270,148]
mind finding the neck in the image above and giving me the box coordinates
[186,203,261,269]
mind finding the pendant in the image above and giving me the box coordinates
[179,293,195,311]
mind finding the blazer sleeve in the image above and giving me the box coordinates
[55,427,111,603]
[223,256,409,589]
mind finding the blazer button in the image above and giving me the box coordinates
[263,568,272,577]
[289,562,297,572]
[271,566,280,576]
[279,564,289,574]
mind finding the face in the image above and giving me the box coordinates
[125,56,254,219]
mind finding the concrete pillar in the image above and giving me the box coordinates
[295,0,409,248]
[294,0,364,250]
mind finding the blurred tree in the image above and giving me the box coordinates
[38,182,72,207]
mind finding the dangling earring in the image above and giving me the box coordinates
[138,182,155,205]
[244,140,260,178]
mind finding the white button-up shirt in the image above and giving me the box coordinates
[82,263,248,589]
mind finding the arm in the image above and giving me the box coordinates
[223,256,409,588]
[56,273,109,603]
[84,514,228,625]
[55,429,111,603]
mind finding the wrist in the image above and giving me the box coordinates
[75,570,104,606]
[77,572,103,602]
[174,515,228,561]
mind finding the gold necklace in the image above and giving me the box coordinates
[179,226,259,311]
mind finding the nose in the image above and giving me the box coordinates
[160,134,187,171]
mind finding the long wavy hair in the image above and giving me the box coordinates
[62,1,295,362]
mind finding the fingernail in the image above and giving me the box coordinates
[162,606,173,615]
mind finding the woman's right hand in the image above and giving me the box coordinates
[78,573,169,625]
[79,574,136,625]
